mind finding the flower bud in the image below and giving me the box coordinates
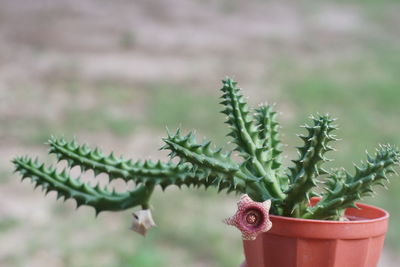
[130,209,156,236]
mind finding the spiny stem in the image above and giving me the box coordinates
[13,156,154,214]
[281,115,337,216]
[48,137,220,190]
[220,79,285,200]
[162,129,239,174]
[302,144,399,220]
[161,129,247,191]
[254,104,283,171]
[220,78,259,157]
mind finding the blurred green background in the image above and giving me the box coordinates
[0,0,399,266]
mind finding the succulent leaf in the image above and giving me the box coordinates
[303,144,400,220]
[220,78,260,158]
[254,104,283,171]
[220,80,285,199]
[161,129,240,175]
[281,115,337,216]
[47,136,217,190]
[12,156,154,214]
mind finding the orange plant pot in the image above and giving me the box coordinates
[241,198,389,267]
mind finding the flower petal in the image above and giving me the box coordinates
[225,194,273,240]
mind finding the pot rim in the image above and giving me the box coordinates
[263,200,389,239]
[270,201,389,225]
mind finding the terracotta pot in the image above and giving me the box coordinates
[241,198,389,267]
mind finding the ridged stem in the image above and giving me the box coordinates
[281,115,337,216]
[13,156,154,215]
[220,79,284,200]
[302,144,399,220]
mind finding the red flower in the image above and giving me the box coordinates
[224,194,272,240]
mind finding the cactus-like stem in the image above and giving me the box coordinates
[162,129,239,175]
[13,137,251,216]
[220,79,260,158]
[281,115,337,216]
[220,79,285,200]
[162,129,281,201]
[254,104,288,192]
[12,157,154,215]
[254,104,283,172]
[47,137,213,190]
[302,144,400,220]
[161,129,249,190]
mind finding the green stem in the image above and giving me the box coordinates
[256,164,285,200]
[141,183,155,209]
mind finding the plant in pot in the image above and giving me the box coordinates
[13,78,398,267]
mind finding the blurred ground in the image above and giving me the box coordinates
[0,0,399,266]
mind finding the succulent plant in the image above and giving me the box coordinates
[12,78,400,234]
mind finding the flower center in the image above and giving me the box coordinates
[244,209,262,227]
[246,213,258,224]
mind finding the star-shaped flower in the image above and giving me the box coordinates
[130,209,156,236]
[224,194,272,240]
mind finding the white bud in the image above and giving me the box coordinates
[130,209,156,236]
